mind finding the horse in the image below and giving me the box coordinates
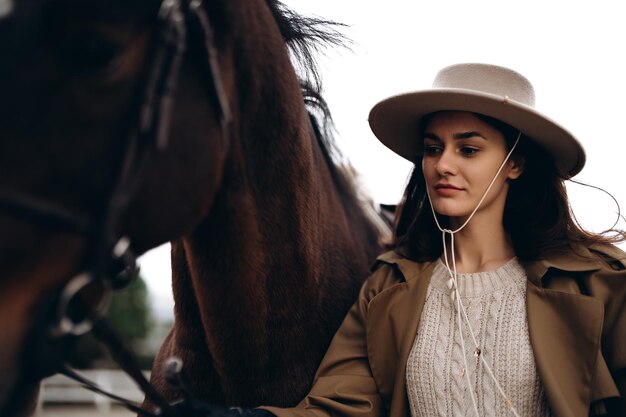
[0,1,387,416]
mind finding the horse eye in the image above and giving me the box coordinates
[58,32,123,77]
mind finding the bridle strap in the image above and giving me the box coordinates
[189,0,233,152]
[0,190,90,234]
[142,0,187,151]
[60,367,160,417]
[91,319,176,414]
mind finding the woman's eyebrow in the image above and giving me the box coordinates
[422,132,441,141]
[423,131,487,141]
[453,131,487,140]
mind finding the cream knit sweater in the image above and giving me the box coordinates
[405,258,552,417]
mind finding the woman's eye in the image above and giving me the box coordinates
[423,145,442,155]
[460,147,478,156]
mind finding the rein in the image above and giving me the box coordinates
[1,0,232,415]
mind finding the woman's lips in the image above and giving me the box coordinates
[434,183,462,196]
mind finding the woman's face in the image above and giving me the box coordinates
[421,111,523,223]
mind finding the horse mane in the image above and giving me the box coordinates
[267,0,345,155]
[267,1,346,92]
[266,1,386,234]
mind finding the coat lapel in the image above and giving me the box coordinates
[366,257,435,417]
[524,256,605,417]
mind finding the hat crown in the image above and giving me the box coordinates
[368,62,585,178]
[432,63,536,107]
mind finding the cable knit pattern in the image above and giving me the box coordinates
[405,258,552,417]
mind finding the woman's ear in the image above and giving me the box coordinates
[507,155,525,180]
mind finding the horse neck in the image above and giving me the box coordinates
[187,101,369,292]
[169,81,380,399]
[165,1,381,404]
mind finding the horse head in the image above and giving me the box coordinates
[0,0,236,413]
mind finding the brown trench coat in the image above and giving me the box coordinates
[263,244,626,417]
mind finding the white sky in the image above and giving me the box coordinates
[139,0,626,319]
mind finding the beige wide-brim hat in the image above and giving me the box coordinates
[368,63,585,179]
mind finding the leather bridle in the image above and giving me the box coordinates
[0,0,232,415]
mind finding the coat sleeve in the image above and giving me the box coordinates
[589,245,626,416]
[259,264,399,417]
[597,268,626,416]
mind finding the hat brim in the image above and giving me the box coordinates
[368,89,585,178]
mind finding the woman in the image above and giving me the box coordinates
[192,63,625,417]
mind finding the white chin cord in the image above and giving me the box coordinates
[424,132,521,417]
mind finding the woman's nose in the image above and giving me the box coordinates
[434,148,457,176]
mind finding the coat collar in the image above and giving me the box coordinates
[372,246,613,417]
[521,245,603,286]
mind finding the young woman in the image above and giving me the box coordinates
[200,64,625,417]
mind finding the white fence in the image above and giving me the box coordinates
[37,369,150,414]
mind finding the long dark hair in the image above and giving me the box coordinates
[393,112,626,262]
